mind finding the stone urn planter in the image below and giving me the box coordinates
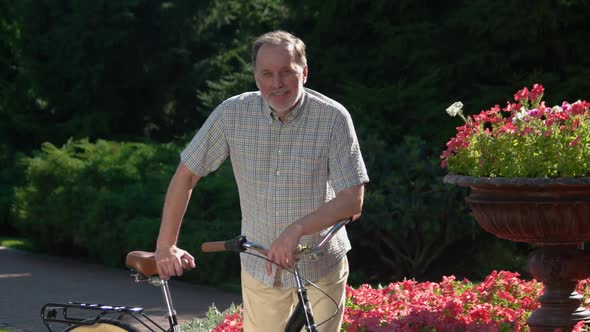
[444,174,590,332]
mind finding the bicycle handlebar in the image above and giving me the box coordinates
[200,217,353,256]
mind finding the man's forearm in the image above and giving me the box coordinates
[156,163,201,249]
[293,184,365,237]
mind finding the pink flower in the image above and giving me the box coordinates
[514,87,529,101]
[528,83,544,102]
[569,135,581,147]
[527,108,543,118]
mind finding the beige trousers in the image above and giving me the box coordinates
[241,256,349,332]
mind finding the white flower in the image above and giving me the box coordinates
[446,101,464,117]
[512,107,528,123]
[551,105,563,113]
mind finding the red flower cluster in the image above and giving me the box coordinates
[212,271,590,331]
[513,83,544,104]
[211,309,243,332]
[345,271,541,331]
[343,271,541,331]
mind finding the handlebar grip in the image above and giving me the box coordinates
[201,241,227,253]
[201,236,246,253]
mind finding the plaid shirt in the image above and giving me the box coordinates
[181,88,369,289]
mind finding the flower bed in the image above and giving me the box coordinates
[210,271,590,331]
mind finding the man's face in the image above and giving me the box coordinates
[254,43,308,114]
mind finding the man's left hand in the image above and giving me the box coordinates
[266,223,304,275]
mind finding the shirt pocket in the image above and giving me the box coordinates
[289,150,327,186]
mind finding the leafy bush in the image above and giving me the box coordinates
[12,139,178,264]
[0,237,34,251]
[350,134,532,283]
[12,138,242,284]
[349,135,481,282]
[423,232,530,284]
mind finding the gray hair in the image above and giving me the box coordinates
[251,30,307,68]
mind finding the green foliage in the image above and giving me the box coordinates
[6,0,590,286]
[16,0,212,142]
[176,161,242,285]
[194,0,289,112]
[0,237,35,251]
[5,0,590,149]
[474,240,528,278]
[349,135,479,281]
[422,232,530,284]
[284,0,590,148]
[6,0,290,147]
[451,121,590,177]
[0,0,44,152]
[283,0,457,144]
[0,144,25,236]
[12,139,178,264]
[12,138,242,282]
[354,134,530,282]
[180,303,241,332]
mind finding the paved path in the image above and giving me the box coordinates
[0,247,242,331]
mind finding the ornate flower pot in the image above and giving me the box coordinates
[444,174,590,332]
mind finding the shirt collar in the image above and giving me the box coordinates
[262,90,307,124]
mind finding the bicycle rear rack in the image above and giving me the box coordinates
[41,301,143,330]
[41,270,179,332]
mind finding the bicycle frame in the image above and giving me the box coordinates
[201,217,353,332]
[288,265,318,332]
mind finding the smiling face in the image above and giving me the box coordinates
[254,43,308,116]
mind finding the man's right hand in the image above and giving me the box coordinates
[155,244,196,280]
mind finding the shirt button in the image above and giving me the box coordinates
[276,171,280,176]
[275,212,280,216]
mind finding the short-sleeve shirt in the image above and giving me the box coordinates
[181,88,369,289]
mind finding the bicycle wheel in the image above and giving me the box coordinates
[64,319,140,332]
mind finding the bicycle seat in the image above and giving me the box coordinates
[126,251,158,277]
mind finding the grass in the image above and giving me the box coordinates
[0,237,35,252]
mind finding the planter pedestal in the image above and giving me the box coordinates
[527,245,590,331]
[444,174,590,332]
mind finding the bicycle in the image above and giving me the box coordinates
[40,217,352,332]
[201,216,353,332]
[40,251,189,332]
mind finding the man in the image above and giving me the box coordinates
[154,30,368,331]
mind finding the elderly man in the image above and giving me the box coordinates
[154,30,368,331]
